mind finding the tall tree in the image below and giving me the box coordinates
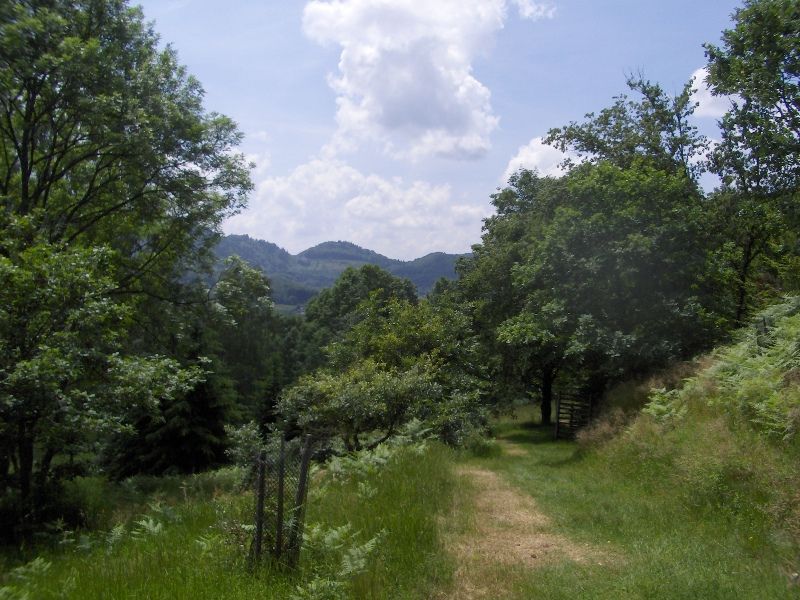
[463,77,723,424]
[705,0,800,193]
[703,0,800,319]
[212,256,280,420]
[0,0,250,528]
[546,76,709,180]
[303,264,417,368]
[458,171,566,424]
[0,0,251,287]
[464,163,718,425]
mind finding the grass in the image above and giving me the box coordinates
[0,443,459,599]
[456,404,799,599]
[7,415,795,599]
[309,442,458,599]
[6,299,800,599]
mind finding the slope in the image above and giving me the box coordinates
[215,235,468,310]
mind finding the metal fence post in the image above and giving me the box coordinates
[252,450,267,564]
[275,436,286,561]
[287,435,313,568]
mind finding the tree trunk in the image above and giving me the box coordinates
[586,373,608,417]
[36,447,55,489]
[540,367,554,426]
[0,448,9,493]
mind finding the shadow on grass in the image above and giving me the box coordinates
[492,423,586,467]
[494,423,555,444]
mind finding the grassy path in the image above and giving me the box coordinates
[443,462,609,599]
[442,410,796,599]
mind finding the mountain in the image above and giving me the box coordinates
[215,235,468,311]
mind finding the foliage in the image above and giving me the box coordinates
[211,256,295,423]
[546,76,709,179]
[281,294,487,449]
[290,524,383,600]
[705,0,800,193]
[215,236,464,310]
[0,236,206,532]
[0,0,250,263]
[280,360,435,452]
[644,297,800,440]
[0,0,250,528]
[461,157,722,423]
[702,0,800,320]
[105,368,232,478]
[224,421,267,469]
[305,265,416,335]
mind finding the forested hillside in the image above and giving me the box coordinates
[215,235,466,310]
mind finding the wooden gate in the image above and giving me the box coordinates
[553,391,593,440]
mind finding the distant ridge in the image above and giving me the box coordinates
[215,235,468,311]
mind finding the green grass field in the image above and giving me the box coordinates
[457,405,797,599]
[0,444,457,599]
[2,407,797,599]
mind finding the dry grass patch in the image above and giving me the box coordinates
[496,440,527,457]
[443,460,613,599]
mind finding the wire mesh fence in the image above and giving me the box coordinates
[250,435,314,569]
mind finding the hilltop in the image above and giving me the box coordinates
[214,235,468,311]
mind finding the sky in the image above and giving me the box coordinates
[136,0,742,260]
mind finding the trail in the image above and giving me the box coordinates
[442,442,610,599]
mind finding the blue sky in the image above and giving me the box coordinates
[137,0,741,260]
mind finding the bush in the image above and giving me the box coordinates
[576,407,630,450]
[643,298,800,440]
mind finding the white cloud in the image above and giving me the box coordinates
[512,0,556,20]
[691,67,732,119]
[245,151,271,179]
[225,1,561,259]
[303,0,554,161]
[224,158,488,259]
[502,136,573,183]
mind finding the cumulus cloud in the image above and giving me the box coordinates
[224,1,562,258]
[501,136,573,183]
[224,158,488,259]
[512,0,556,20]
[691,67,732,119]
[303,0,554,161]
[245,151,271,179]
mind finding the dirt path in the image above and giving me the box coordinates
[442,444,610,599]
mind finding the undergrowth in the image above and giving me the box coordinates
[0,441,457,599]
[471,301,800,598]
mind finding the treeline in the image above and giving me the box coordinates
[1,0,798,541]
[0,0,306,537]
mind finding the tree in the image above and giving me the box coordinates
[463,161,719,425]
[705,0,800,193]
[462,68,729,421]
[703,0,800,319]
[303,265,417,368]
[0,0,250,528]
[212,256,281,421]
[0,0,251,291]
[458,171,566,424]
[0,236,204,526]
[546,76,709,180]
[279,296,486,450]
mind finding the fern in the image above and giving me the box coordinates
[132,516,164,539]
